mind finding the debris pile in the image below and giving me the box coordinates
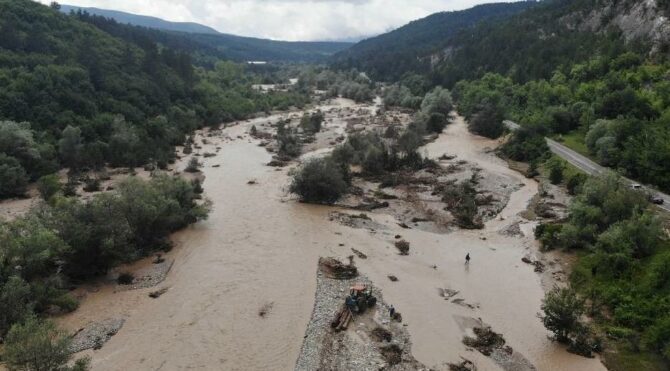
[463,326,506,356]
[395,240,410,255]
[319,257,358,279]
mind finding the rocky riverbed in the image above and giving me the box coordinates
[296,258,425,371]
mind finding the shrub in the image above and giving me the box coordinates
[191,179,204,194]
[117,272,134,285]
[37,174,61,201]
[566,172,587,195]
[468,104,505,139]
[395,240,410,255]
[300,111,324,133]
[62,177,78,197]
[3,316,90,371]
[541,286,586,344]
[290,158,348,204]
[442,180,482,229]
[0,276,33,337]
[547,157,566,185]
[501,127,549,162]
[82,177,101,192]
[185,157,201,173]
[535,223,563,250]
[0,154,28,198]
[425,112,448,134]
[277,128,302,158]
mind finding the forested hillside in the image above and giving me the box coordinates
[447,0,670,192]
[60,5,221,34]
[0,0,307,198]
[62,5,352,63]
[331,1,536,81]
[433,0,669,86]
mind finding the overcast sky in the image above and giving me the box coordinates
[39,0,523,41]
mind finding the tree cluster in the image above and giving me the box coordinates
[536,173,670,361]
[0,175,209,339]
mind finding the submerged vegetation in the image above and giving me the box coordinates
[290,84,453,204]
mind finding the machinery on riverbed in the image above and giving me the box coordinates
[331,283,377,331]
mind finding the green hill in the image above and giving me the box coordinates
[60,5,220,34]
[61,4,352,62]
[331,2,537,81]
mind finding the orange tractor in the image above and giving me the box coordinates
[331,283,377,331]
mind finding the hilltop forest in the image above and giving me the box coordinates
[0,0,313,199]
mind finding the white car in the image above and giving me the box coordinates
[631,183,642,190]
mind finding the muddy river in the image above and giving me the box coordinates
[51,98,605,370]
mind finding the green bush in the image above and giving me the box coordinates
[82,177,101,192]
[501,127,549,162]
[290,158,348,204]
[185,157,201,173]
[0,276,33,337]
[3,316,90,371]
[300,111,324,133]
[468,104,505,139]
[547,157,566,185]
[566,172,587,195]
[37,174,62,201]
[541,286,586,344]
[0,154,28,198]
[535,223,563,250]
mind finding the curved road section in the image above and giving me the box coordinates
[502,120,670,212]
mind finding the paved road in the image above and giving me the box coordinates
[503,120,670,212]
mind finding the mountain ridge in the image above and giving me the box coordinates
[60,4,220,34]
[331,1,538,81]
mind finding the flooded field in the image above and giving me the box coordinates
[43,98,604,370]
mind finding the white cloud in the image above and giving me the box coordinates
[40,0,523,41]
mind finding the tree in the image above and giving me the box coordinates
[547,157,566,185]
[425,112,448,134]
[58,126,83,170]
[185,157,201,173]
[290,158,348,204]
[3,316,90,371]
[541,286,586,343]
[421,86,453,117]
[37,174,61,201]
[468,103,505,139]
[300,111,324,133]
[0,276,33,338]
[0,154,29,198]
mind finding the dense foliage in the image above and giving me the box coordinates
[3,316,90,371]
[0,0,308,199]
[433,0,638,87]
[536,173,670,362]
[332,2,535,81]
[289,85,453,203]
[454,51,670,191]
[294,67,374,102]
[289,158,348,204]
[0,175,209,338]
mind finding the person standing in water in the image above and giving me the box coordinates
[465,253,470,264]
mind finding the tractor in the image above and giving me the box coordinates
[331,283,377,331]
[346,283,377,314]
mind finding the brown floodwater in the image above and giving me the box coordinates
[53,102,605,371]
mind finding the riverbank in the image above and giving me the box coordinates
[42,98,606,370]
